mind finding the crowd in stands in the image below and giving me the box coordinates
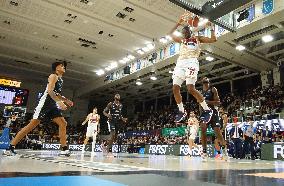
[0,85,284,159]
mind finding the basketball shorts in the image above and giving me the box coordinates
[172,58,199,86]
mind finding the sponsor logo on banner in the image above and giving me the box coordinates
[179,145,201,156]
[274,144,284,159]
[69,144,83,151]
[42,143,61,150]
[149,145,169,155]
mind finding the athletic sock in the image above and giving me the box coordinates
[177,103,185,113]
[200,100,210,111]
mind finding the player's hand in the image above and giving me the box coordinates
[65,99,74,107]
[107,114,112,119]
[57,101,67,110]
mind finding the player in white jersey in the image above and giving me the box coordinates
[82,107,100,153]
[169,14,217,123]
[187,111,200,156]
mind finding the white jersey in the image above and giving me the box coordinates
[88,113,99,128]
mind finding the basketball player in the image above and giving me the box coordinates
[187,111,200,156]
[3,62,73,156]
[103,94,127,155]
[81,107,100,153]
[213,107,228,159]
[169,16,216,123]
[200,77,227,161]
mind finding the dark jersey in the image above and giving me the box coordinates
[33,74,63,120]
[202,86,215,109]
[109,102,123,121]
[43,75,63,107]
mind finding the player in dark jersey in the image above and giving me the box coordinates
[3,62,73,156]
[103,94,127,156]
[214,107,228,159]
[200,77,227,161]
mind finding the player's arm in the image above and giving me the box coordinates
[222,113,228,129]
[120,104,128,123]
[196,23,217,43]
[47,74,67,110]
[56,94,73,107]
[206,87,220,106]
[82,113,91,125]
[97,115,100,132]
[169,18,184,43]
[103,102,112,119]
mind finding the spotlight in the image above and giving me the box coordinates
[262,35,273,43]
[96,69,105,76]
[173,31,182,37]
[142,47,150,52]
[136,81,142,85]
[127,54,135,60]
[146,43,155,50]
[110,62,118,69]
[150,76,157,80]
[119,59,127,64]
[159,37,167,44]
[236,45,246,51]
[137,49,145,55]
[105,67,111,71]
[205,56,214,61]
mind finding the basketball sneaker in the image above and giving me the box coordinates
[59,146,71,157]
[174,111,187,123]
[2,145,16,156]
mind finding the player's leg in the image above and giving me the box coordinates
[52,117,70,155]
[4,119,40,155]
[185,63,212,123]
[200,122,208,160]
[172,67,187,122]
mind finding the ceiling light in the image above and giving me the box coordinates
[110,62,118,69]
[150,76,157,80]
[105,67,112,71]
[146,43,155,50]
[159,37,167,44]
[262,35,273,43]
[198,18,208,26]
[236,45,246,51]
[123,57,130,62]
[119,59,127,64]
[96,69,105,76]
[166,35,172,41]
[206,56,214,61]
[33,32,38,35]
[87,2,93,6]
[127,55,135,60]
[137,49,145,55]
[83,20,89,24]
[136,81,143,86]
[173,30,182,37]
[142,47,150,52]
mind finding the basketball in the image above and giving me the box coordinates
[187,16,199,27]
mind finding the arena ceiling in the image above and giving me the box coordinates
[0,0,283,102]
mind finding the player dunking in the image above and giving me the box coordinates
[4,62,73,156]
[103,94,127,156]
[169,15,216,123]
[81,107,100,153]
[200,77,227,161]
[187,111,200,157]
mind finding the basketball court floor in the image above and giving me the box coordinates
[0,150,283,186]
